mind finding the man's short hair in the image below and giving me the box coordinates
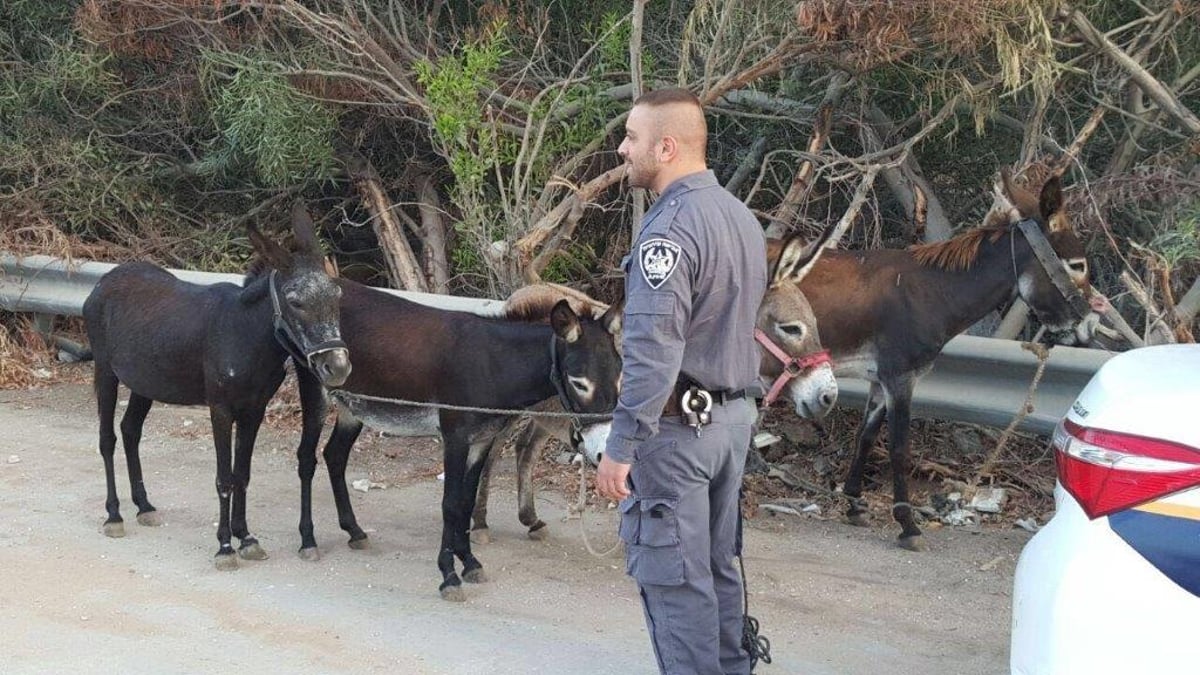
[633,88,702,109]
[633,88,707,142]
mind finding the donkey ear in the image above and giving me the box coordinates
[290,201,322,255]
[1038,175,1069,233]
[600,292,625,337]
[247,224,293,270]
[322,256,340,278]
[772,225,834,285]
[550,299,582,343]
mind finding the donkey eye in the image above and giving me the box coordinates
[1067,261,1087,274]
[778,323,805,338]
[286,295,304,310]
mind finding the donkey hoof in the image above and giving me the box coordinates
[238,541,269,561]
[214,553,239,571]
[526,522,549,541]
[898,535,925,552]
[470,528,491,545]
[847,513,871,528]
[136,510,163,527]
[347,534,370,550]
[298,546,321,562]
[103,520,126,538]
[436,576,463,600]
[463,567,489,584]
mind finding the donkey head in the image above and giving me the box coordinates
[759,227,838,418]
[991,170,1094,345]
[248,202,352,387]
[549,295,625,414]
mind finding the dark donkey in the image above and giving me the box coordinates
[472,231,841,542]
[293,281,624,600]
[772,172,1093,551]
[83,204,351,569]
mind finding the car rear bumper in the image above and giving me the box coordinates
[1011,487,1200,675]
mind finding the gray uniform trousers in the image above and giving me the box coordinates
[619,397,756,675]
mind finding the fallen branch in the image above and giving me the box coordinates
[1094,288,1147,347]
[348,158,428,292]
[1120,270,1177,345]
[515,166,626,273]
[1063,4,1200,136]
[825,166,881,249]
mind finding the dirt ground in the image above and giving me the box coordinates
[0,373,1031,675]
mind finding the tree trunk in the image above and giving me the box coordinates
[348,158,428,292]
[862,104,952,242]
[416,174,450,293]
[628,0,649,242]
[768,71,850,237]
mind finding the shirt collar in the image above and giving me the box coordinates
[657,169,718,202]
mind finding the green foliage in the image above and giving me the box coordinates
[1148,202,1200,269]
[414,22,509,197]
[202,53,338,187]
[591,10,632,73]
[0,0,78,61]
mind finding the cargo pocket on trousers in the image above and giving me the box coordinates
[622,497,685,586]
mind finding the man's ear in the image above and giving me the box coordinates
[659,136,677,162]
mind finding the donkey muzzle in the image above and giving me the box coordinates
[579,423,611,466]
[311,347,352,388]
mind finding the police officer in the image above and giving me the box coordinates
[596,88,767,675]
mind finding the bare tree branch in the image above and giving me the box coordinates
[1063,4,1200,136]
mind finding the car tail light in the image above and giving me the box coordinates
[1054,419,1200,519]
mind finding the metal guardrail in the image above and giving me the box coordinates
[1,252,1114,434]
[0,253,506,316]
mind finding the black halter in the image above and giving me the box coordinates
[1015,219,1092,321]
[268,270,347,371]
[548,334,583,415]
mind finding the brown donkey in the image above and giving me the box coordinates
[772,172,1093,550]
[472,231,840,542]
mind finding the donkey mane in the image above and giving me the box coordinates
[907,225,1009,271]
[503,283,607,323]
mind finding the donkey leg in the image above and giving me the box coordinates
[517,423,552,540]
[231,410,268,561]
[119,393,161,527]
[324,412,369,549]
[470,434,500,545]
[884,382,924,551]
[458,436,493,583]
[95,367,125,538]
[209,406,238,570]
[295,365,327,560]
[844,382,887,527]
[438,429,469,601]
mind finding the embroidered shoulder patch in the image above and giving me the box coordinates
[639,238,682,289]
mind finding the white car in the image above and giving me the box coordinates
[1011,343,1200,674]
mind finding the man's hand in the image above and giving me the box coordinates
[595,454,632,501]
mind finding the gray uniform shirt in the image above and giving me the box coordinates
[605,170,768,464]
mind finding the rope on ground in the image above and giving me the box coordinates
[739,554,772,669]
[970,340,1050,489]
[574,457,622,558]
